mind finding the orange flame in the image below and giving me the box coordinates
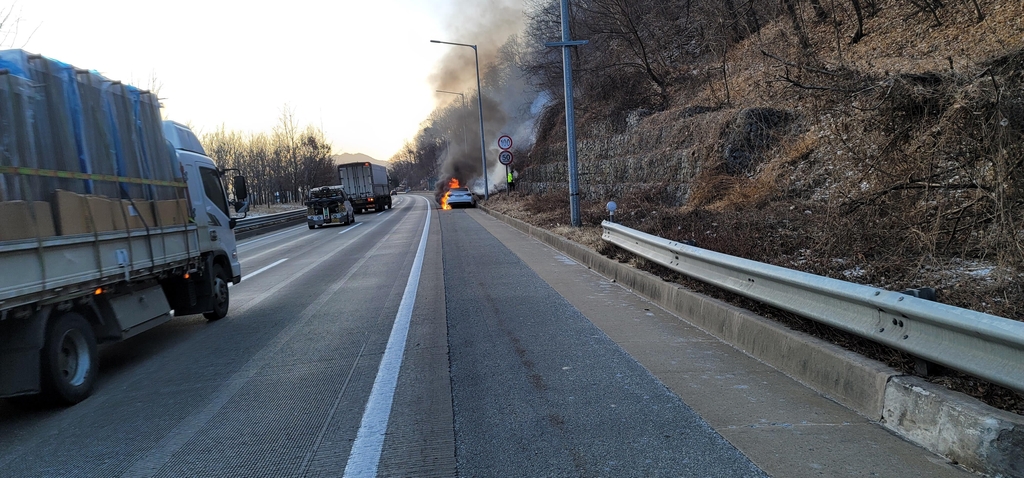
[441,178,460,210]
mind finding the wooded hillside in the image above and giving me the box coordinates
[520,0,1024,321]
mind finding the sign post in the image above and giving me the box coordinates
[498,136,514,193]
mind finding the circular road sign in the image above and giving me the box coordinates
[498,150,514,165]
[498,135,513,150]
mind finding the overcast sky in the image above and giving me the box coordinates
[7,0,493,161]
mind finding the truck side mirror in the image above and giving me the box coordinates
[232,176,249,200]
[231,175,250,216]
[233,199,250,215]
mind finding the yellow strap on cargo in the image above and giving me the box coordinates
[0,165,186,188]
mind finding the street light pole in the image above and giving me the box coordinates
[435,89,469,157]
[430,40,489,199]
[545,0,588,227]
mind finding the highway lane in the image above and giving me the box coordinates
[439,208,763,477]
[0,194,442,476]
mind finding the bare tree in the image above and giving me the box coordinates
[0,4,38,48]
[273,106,300,203]
[576,0,669,92]
[297,125,335,195]
[199,107,336,207]
[781,0,813,52]
[849,0,867,43]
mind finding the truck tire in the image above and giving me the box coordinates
[308,224,316,230]
[41,312,97,405]
[203,265,230,321]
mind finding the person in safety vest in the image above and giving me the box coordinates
[507,170,515,192]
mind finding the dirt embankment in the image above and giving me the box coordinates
[502,0,1024,414]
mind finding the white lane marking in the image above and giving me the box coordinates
[240,232,317,262]
[339,222,364,234]
[228,258,288,288]
[344,195,431,478]
[243,258,288,280]
[238,224,306,248]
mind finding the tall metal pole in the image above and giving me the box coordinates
[472,47,489,199]
[431,40,489,199]
[546,0,587,226]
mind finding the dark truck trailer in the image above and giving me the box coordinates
[305,185,354,229]
[337,162,390,213]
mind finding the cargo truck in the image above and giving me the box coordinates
[337,162,391,213]
[0,50,248,405]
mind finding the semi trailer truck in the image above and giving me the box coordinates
[337,162,390,213]
[0,50,248,405]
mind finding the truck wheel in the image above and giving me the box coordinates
[41,312,97,405]
[204,265,230,321]
[308,224,316,230]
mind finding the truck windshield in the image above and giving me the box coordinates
[200,167,230,216]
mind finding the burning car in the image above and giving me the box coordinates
[438,178,476,209]
[444,187,477,208]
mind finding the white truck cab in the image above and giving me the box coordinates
[163,121,244,284]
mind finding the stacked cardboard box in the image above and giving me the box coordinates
[155,199,189,227]
[121,199,157,230]
[0,201,55,241]
[49,190,171,235]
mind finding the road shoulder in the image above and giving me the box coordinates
[468,209,972,477]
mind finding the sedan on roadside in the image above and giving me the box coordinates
[446,187,477,208]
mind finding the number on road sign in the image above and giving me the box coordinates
[498,150,514,165]
[498,135,513,150]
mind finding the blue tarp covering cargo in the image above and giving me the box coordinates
[0,49,179,203]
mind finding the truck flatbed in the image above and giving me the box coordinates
[0,225,200,314]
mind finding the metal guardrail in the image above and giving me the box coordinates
[235,209,306,231]
[602,221,1024,394]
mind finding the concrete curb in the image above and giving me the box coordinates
[479,206,1023,477]
[883,376,1023,476]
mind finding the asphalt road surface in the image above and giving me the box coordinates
[0,193,968,477]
